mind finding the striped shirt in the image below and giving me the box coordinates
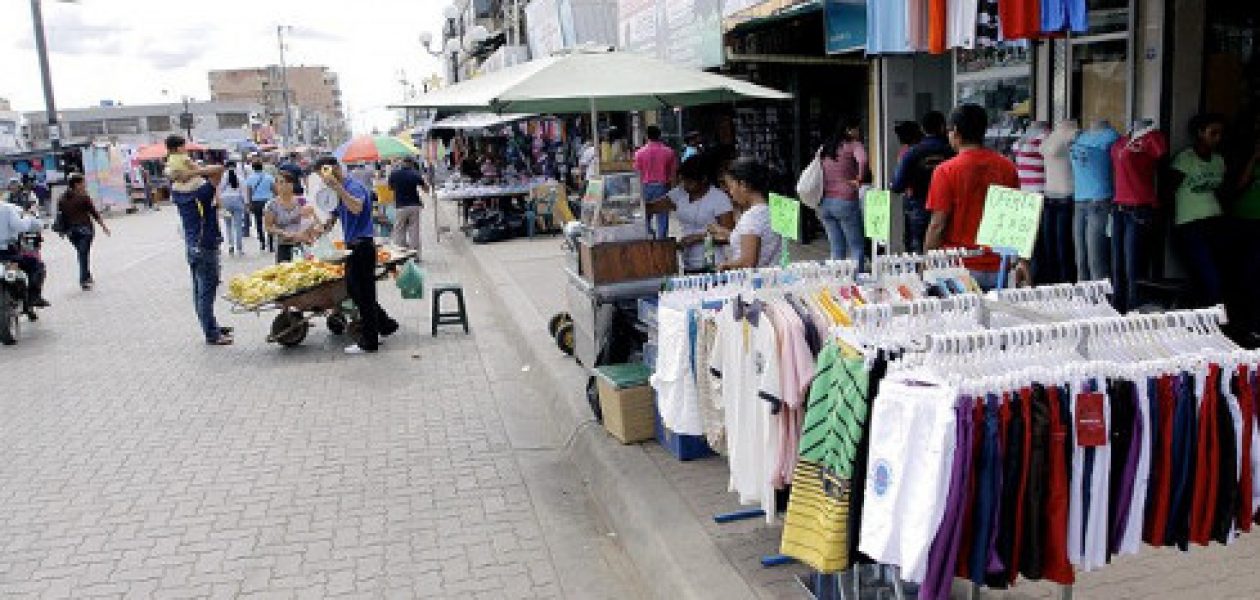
[1014,132,1047,193]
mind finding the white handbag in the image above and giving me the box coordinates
[796,148,825,210]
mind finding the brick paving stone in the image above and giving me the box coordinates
[0,208,638,599]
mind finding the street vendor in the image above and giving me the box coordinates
[711,158,782,270]
[314,156,399,355]
[263,171,320,264]
[646,156,734,273]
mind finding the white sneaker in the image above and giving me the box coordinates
[344,344,369,355]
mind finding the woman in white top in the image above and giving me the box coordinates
[649,156,735,272]
[712,158,783,270]
[217,161,247,255]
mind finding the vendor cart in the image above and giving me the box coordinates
[227,250,416,347]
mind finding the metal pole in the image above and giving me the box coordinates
[182,97,193,139]
[278,25,295,146]
[29,0,60,153]
[589,97,599,177]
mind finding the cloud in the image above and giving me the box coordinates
[144,45,209,70]
[289,26,344,43]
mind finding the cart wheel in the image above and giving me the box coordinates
[547,312,572,337]
[586,376,602,423]
[270,312,309,347]
[327,313,347,335]
[555,322,575,357]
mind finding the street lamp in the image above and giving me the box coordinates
[28,0,78,153]
[419,3,489,85]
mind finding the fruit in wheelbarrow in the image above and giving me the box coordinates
[226,261,344,306]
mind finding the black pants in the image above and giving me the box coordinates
[0,247,44,303]
[250,202,273,251]
[346,238,396,351]
[276,244,298,264]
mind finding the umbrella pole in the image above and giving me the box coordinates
[589,97,599,177]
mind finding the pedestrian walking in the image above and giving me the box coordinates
[388,158,428,256]
[56,173,111,290]
[634,125,678,239]
[244,161,277,252]
[314,156,399,355]
[170,163,233,345]
[816,117,869,264]
[218,161,247,256]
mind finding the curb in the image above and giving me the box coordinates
[448,231,758,600]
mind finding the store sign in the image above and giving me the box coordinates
[824,0,866,54]
[769,193,800,241]
[863,189,891,243]
[619,0,723,69]
[975,185,1043,259]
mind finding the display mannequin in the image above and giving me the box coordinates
[1069,119,1120,282]
[1040,119,1079,283]
[1110,118,1168,312]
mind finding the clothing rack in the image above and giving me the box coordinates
[870,248,984,279]
[662,259,858,293]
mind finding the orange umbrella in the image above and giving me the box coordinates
[133,141,209,161]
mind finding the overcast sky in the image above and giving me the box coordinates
[0,0,449,134]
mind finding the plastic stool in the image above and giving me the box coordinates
[431,283,470,335]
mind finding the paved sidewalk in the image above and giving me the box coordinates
[0,208,641,599]
[452,212,1260,600]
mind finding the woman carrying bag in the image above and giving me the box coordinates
[56,173,111,290]
[816,117,868,265]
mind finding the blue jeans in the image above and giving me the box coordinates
[1073,200,1111,281]
[903,198,931,255]
[643,182,670,238]
[1175,217,1224,307]
[222,201,246,253]
[818,197,864,265]
[67,225,94,284]
[186,245,223,342]
[1035,197,1076,284]
[1110,205,1155,313]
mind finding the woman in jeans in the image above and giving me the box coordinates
[56,173,111,290]
[816,117,868,265]
[264,171,319,263]
[218,162,246,255]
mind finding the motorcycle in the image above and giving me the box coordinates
[0,232,43,345]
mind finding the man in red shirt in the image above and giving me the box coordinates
[925,104,1025,289]
[634,125,678,238]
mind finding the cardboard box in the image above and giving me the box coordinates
[597,378,656,444]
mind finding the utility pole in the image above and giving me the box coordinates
[28,0,60,153]
[277,25,295,146]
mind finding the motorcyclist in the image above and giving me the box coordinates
[3,178,34,211]
[0,191,47,317]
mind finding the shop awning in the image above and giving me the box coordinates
[727,0,822,36]
[430,112,535,130]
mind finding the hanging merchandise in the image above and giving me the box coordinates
[1041,0,1088,35]
[1110,122,1169,313]
[999,0,1044,40]
[947,0,979,50]
[865,0,911,55]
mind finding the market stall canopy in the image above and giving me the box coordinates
[333,135,420,164]
[430,112,536,131]
[133,141,208,161]
[391,46,792,114]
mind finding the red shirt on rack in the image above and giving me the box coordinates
[1112,131,1169,207]
[926,147,1020,272]
[999,0,1042,40]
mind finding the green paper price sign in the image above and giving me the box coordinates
[975,185,1044,259]
[863,189,892,243]
[768,193,801,241]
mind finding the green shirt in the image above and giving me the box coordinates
[798,342,869,481]
[1172,149,1225,225]
[1236,165,1260,220]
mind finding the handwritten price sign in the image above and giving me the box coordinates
[975,185,1043,258]
[863,189,891,243]
[769,193,801,241]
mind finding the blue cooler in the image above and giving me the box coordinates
[653,396,714,461]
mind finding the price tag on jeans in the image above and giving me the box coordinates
[1075,392,1107,447]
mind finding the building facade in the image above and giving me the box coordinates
[0,97,25,155]
[22,101,263,150]
[208,66,347,146]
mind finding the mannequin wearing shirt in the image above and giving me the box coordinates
[1041,120,1079,283]
[1069,120,1120,282]
[1018,121,1069,284]
[1110,120,1169,313]
[1166,114,1227,308]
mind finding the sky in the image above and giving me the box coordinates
[0,0,449,135]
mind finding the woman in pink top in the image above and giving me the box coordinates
[816,117,869,264]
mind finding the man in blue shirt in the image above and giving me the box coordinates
[171,164,233,345]
[387,158,429,255]
[891,111,955,254]
[244,161,277,252]
[314,156,399,354]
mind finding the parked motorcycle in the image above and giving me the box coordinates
[0,232,43,345]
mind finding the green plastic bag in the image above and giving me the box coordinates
[396,259,425,300]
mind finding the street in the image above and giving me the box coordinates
[0,209,641,599]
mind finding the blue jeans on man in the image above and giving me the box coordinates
[1073,200,1111,282]
[643,182,670,238]
[186,245,223,342]
[903,198,931,255]
[1110,204,1154,313]
[818,197,865,267]
[66,225,94,285]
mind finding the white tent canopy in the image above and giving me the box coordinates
[392,46,791,114]
[430,112,536,131]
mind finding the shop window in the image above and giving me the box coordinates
[1070,39,1129,129]
[146,116,172,132]
[105,118,141,135]
[217,112,250,129]
[68,120,105,137]
[956,45,1033,155]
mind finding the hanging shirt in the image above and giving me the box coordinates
[1041,124,1078,198]
[975,0,1001,48]
[947,0,979,50]
[867,0,911,54]
[1069,126,1121,201]
[925,147,1020,272]
[1111,130,1169,208]
[667,185,734,270]
[1171,149,1225,226]
[907,0,930,51]
[1000,0,1043,40]
[1014,130,1047,193]
[928,0,948,54]
[1041,0,1087,34]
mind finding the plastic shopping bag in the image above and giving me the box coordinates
[796,148,824,210]
[395,259,425,300]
